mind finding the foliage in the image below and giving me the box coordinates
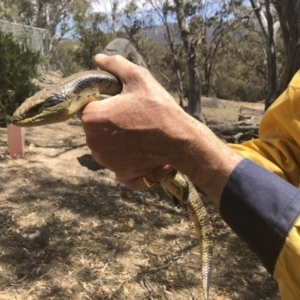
[74,13,109,70]
[51,39,83,76]
[202,18,267,102]
[0,31,41,127]
[0,0,19,21]
[1,0,76,67]
[48,0,110,74]
[21,0,73,52]
[3,0,297,107]
[140,0,267,104]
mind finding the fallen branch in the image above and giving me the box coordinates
[207,119,259,143]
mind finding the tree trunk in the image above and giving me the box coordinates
[264,0,277,111]
[162,5,184,107]
[274,0,300,96]
[174,0,205,123]
[250,0,278,111]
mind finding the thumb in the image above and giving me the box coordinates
[94,53,107,61]
[94,54,138,83]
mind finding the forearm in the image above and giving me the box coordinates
[81,55,300,298]
[81,53,240,204]
[167,113,243,206]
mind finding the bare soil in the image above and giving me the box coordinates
[0,101,280,300]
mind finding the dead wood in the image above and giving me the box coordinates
[208,118,259,143]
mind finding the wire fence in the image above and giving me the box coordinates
[0,19,49,71]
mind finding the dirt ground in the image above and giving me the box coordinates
[0,101,280,300]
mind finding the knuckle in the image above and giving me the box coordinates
[148,166,173,182]
[109,54,123,64]
[130,65,150,82]
[147,172,159,182]
[100,54,123,70]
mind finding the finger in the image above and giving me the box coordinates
[94,54,144,84]
[115,167,158,183]
[77,95,123,132]
[116,165,173,191]
[115,165,173,185]
[95,53,132,74]
[77,99,106,124]
[95,53,107,60]
[143,165,173,183]
[90,150,107,168]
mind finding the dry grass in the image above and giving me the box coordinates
[201,97,264,125]
[0,100,278,300]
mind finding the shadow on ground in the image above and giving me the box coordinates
[0,154,280,300]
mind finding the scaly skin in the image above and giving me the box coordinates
[11,70,213,300]
[160,171,213,300]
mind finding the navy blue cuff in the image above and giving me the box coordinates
[220,159,300,274]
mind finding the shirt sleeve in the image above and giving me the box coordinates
[221,71,300,298]
[220,159,300,276]
[274,215,300,300]
[228,70,300,188]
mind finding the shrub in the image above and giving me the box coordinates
[0,31,41,126]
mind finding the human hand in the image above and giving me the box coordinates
[79,54,242,203]
[79,54,190,190]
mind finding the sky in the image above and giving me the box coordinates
[91,0,146,13]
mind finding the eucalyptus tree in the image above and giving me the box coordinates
[0,0,19,21]
[1,0,76,63]
[93,0,127,37]
[147,0,249,122]
[249,0,300,110]
[249,0,278,109]
[274,0,300,99]
[72,0,109,70]
[147,0,185,109]
[148,0,208,122]
[173,0,205,122]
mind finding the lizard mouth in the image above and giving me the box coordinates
[11,93,70,127]
[11,104,70,127]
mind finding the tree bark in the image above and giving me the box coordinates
[174,0,205,123]
[162,4,184,107]
[264,0,277,110]
[274,0,300,96]
[250,0,278,111]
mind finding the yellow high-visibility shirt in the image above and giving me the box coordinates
[228,70,300,299]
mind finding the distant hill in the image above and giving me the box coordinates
[141,23,215,45]
[141,23,180,45]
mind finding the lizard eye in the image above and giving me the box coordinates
[25,93,68,117]
[43,93,68,108]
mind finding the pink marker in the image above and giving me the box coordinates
[7,124,25,157]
